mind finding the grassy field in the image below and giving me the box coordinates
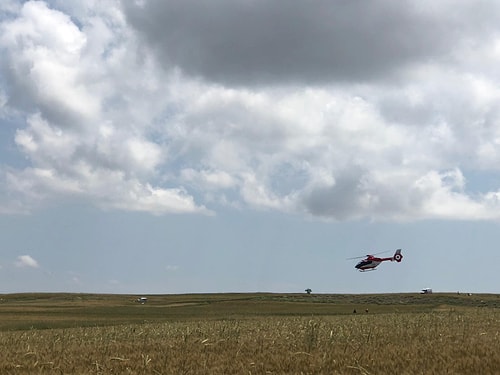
[0,292,498,374]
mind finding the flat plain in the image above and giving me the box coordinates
[0,292,498,374]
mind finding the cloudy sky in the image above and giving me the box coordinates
[0,0,499,294]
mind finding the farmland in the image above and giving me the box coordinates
[0,292,499,374]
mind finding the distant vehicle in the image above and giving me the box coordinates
[421,288,433,294]
[349,249,403,272]
[136,297,148,304]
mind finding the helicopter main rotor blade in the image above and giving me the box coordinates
[346,255,368,260]
[346,250,391,260]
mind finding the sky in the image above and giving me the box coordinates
[0,0,499,294]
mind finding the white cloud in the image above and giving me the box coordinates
[0,1,207,215]
[2,1,500,221]
[0,1,97,120]
[15,255,39,268]
[181,168,237,200]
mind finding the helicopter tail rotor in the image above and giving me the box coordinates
[393,249,403,262]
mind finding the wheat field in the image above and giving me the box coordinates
[0,293,498,374]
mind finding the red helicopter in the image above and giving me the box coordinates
[349,249,403,271]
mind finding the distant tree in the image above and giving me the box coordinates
[305,288,312,294]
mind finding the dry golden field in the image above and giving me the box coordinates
[0,293,498,374]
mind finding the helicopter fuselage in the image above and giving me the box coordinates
[355,257,388,271]
[354,250,403,271]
